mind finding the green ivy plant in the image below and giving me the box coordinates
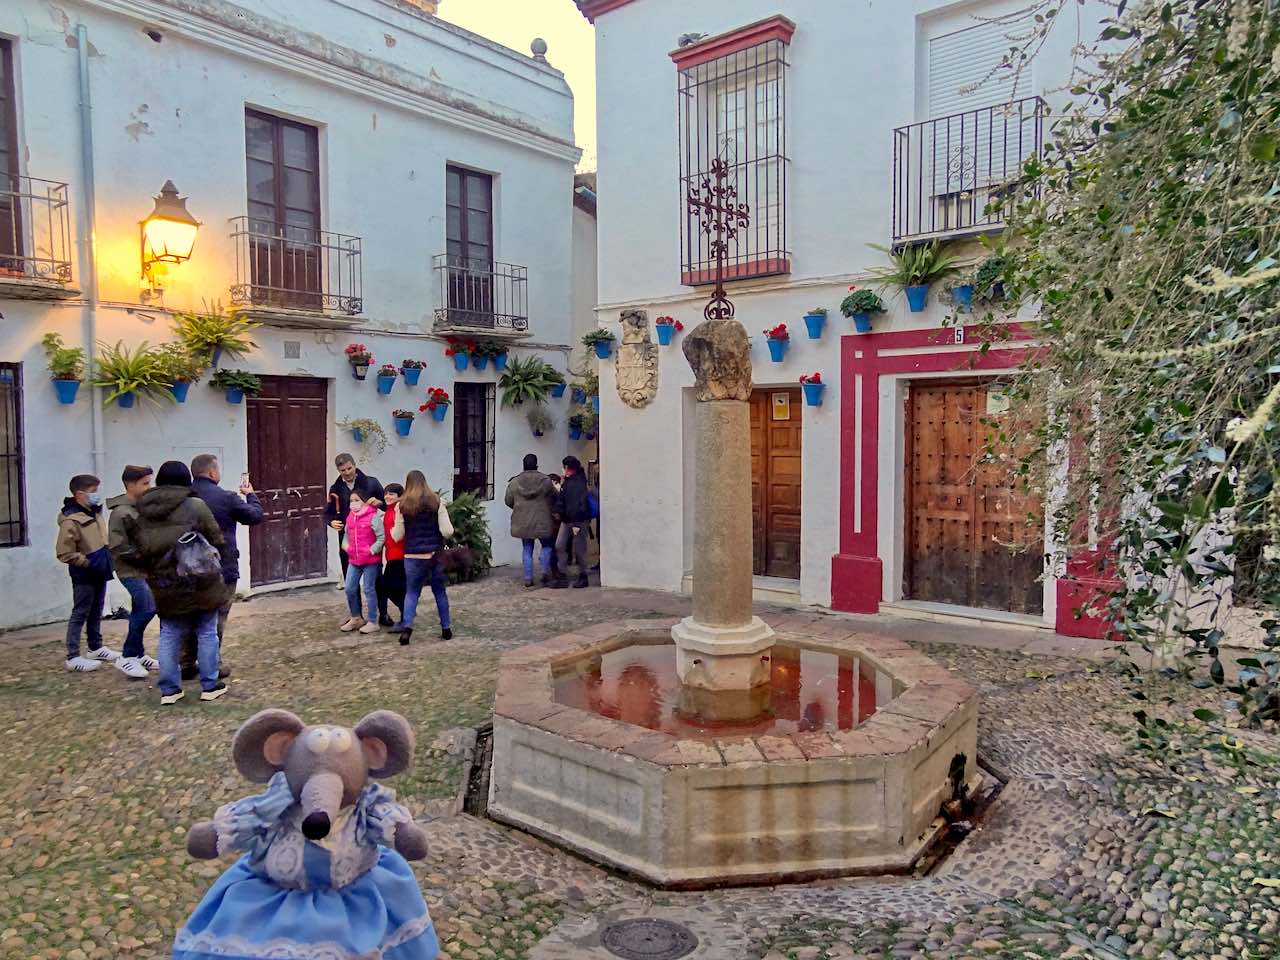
[337,417,388,459]
[41,333,85,381]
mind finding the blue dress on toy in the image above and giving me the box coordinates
[173,772,440,960]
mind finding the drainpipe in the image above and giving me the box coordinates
[75,23,105,478]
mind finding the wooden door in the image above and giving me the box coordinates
[247,377,329,586]
[905,380,1043,614]
[750,389,802,579]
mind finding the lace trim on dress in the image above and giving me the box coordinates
[212,771,297,860]
[173,913,436,960]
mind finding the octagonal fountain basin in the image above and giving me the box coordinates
[488,619,979,888]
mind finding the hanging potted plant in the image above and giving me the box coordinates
[421,387,451,422]
[210,369,261,405]
[764,323,790,363]
[973,251,1010,304]
[391,408,416,437]
[570,382,588,404]
[800,372,825,407]
[950,275,976,312]
[345,343,373,380]
[655,316,684,346]
[527,404,554,438]
[546,367,567,398]
[866,240,961,313]
[583,329,617,360]
[472,341,496,372]
[400,358,426,387]
[92,340,171,409]
[445,338,475,372]
[493,346,510,371]
[375,363,399,395]
[338,417,388,456]
[840,286,888,334]
[499,355,556,407]
[568,411,591,441]
[802,308,827,340]
[155,342,205,403]
[173,305,259,369]
[42,333,86,405]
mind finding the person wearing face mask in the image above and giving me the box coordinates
[55,473,121,672]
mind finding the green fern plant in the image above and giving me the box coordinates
[866,241,961,288]
[498,355,557,407]
[91,341,171,406]
[446,491,493,576]
[173,304,259,365]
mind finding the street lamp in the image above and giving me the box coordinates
[141,179,199,296]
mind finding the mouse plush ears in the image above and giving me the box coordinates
[233,708,305,782]
[355,710,416,779]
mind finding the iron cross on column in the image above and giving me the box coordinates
[687,156,750,322]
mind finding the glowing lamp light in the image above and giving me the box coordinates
[141,180,199,274]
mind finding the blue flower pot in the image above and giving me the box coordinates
[656,324,674,346]
[594,340,613,360]
[431,404,448,422]
[210,346,223,369]
[569,425,582,440]
[586,432,596,441]
[453,354,469,371]
[394,416,413,437]
[494,352,509,371]
[473,355,490,371]
[116,391,136,409]
[532,429,544,438]
[802,382,826,407]
[551,383,566,398]
[352,427,365,444]
[592,395,600,414]
[376,374,396,395]
[571,388,586,405]
[53,379,80,405]
[766,338,788,363]
[402,367,422,387]
[803,313,826,340]
[905,284,930,312]
[170,381,191,403]
[852,312,873,334]
[225,388,244,405]
[953,284,974,311]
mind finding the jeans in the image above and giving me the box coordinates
[183,580,235,672]
[345,562,380,619]
[556,522,590,581]
[382,559,406,619]
[521,538,555,582]
[119,576,156,659]
[342,547,387,618]
[65,579,108,659]
[402,557,450,631]
[158,609,219,694]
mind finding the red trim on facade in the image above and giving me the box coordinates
[669,15,797,70]
[681,257,791,286]
[1055,547,1123,639]
[574,0,637,23]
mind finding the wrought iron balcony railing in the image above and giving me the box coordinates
[229,216,362,315]
[432,254,528,332]
[0,175,73,285]
[892,96,1046,245]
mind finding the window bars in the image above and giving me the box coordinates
[0,176,73,284]
[0,363,26,548]
[453,382,495,501]
[229,216,363,315]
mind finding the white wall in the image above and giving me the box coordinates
[0,0,581,629]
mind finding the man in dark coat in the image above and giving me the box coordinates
[119,461,230,705]
[504,454,557,588]
[323,453,390,625]
[554,456,594,589]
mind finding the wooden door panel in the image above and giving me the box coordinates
[749,393,766,575]
[750,389,802,580]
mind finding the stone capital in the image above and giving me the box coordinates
[682,319,753,402]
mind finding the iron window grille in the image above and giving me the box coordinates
[0,175,74,285]
[453,382,495,501]
[229,217,363,315]
[431,254,529,332]
[677,35,790,285]
[0,363,26,548]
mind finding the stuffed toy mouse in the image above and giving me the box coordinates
[173,708,439,959]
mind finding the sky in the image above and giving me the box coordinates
[438,0,598,170]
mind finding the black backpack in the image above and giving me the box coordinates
[171,531,223,589]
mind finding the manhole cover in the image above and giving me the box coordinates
[601,918,699,960]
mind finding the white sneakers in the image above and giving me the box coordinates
[84,646,122,663]
[137,654,159,670]
[69,648,158,679]
[160,690,185,705]
[115,657,150,680]
[65,656,100,672]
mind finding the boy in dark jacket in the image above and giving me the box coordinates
[554,457,594,589]
[106,465,159,679]
[55,474,121,672]
[119,461,230,705]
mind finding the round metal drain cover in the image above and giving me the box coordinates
[601,918,699,960]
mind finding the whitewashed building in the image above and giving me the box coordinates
[578,0,1135,637]
[0,0,586,629]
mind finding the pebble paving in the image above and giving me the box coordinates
[0,573,1275,959]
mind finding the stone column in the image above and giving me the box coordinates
[671,320,774,702]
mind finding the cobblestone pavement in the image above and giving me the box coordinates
[0,571,1275,960]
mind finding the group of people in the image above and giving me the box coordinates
[505,453,597,589]
[56,455,263,704]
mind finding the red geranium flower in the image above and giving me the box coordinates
[800,372,822,384]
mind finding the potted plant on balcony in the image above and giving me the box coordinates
[499,355,555,407]
[345,343,373,380]
[338,417,388,457]
[42,333,86,405]
[800,372,825,407]
[802,308,827,340]
[400,358,426,387]
[210,369,261,405]
[866,240,961,313]
[764,323,790,362]
[421,387,451,422]
[546,367,567,398]
[375,363,399,395]
[568,411,591,441]
[654,316,684,346]
[527,404,554,438]
[583,328,617,360]
[445,338,475,372]
[92,340,170,409]
[173,305,258,369]
[840,286,887,334]
[391,408,416,437]
[155,342,205,403]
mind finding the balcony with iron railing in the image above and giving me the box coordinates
[431,254,529,337]
[0,175,77,299]
[228,216,362,326]
[891,96,1046,246]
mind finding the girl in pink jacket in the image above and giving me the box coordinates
[340,490,385,634]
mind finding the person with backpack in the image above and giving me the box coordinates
[390,470,454,645]
[55,473,121,673]
[339,488,385,635]
[118,461,230,705]
[553,456,595,589]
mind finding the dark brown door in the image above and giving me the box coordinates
[445,165,494,324]
[453,382,494,501]
[905,380,1044,614]
[0,39,22,273]
[750,389,802,579]
[246,110,322,309]
[247,377,329,586]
